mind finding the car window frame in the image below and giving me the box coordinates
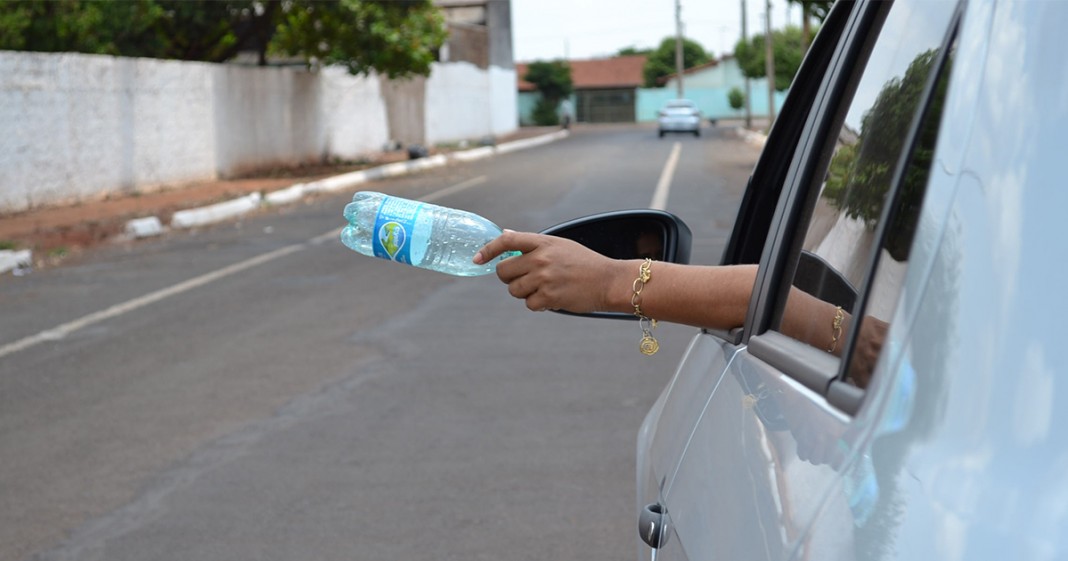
[741,0,964,415]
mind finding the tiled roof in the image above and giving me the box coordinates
[517,55,648,91]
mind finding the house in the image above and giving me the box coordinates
[644,55,785,122]
[517,55,647,124]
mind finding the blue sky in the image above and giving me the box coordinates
[511,0,803,62]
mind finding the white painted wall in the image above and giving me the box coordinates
[318,67,390,161]
[212,64,328,175]
[489,65,519,136]
[0,52,219,211]
[0,51,516,213]
[424,62,517,144]
[425,62,490,144]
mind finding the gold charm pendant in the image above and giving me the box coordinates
[639,335,660,356]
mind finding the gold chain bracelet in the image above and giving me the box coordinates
[631,258,659,356]
[828,306,844,353]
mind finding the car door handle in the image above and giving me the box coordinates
[639,503,670,549]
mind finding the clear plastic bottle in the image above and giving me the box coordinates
[340,191,516,277]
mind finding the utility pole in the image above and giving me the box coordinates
[764,0,776,124]
[675,0,684,99]
[741,0,752,129]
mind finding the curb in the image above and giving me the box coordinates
[125,129,570,235]
[735,126,768,148]
[0,249,33,275]
[171,192,263,230]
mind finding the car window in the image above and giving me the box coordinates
[773,0,958,388]
[720,0,854,268]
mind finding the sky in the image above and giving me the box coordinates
[511,0,804,63]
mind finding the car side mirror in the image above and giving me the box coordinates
[538,210,692,320]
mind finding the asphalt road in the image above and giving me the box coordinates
[0,123,760,561]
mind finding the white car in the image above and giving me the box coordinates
[548,0,1068,558]
[657,99,701,138]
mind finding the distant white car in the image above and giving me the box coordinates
[657,99,701,138]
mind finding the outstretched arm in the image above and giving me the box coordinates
[474,231,756,331]
[476,232,882,371]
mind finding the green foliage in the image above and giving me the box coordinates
[271,0,447,78]
[524,60,571,125]
[617,45,653,57]
[531,97,560,126]
[0,0,448,78]
[728,87,745,110]
[151,1,278,63]
[822,49,943,260]
[523,60,572,102]
[0,0,166,56]
[733,26,806,91]
[642,36,711,88]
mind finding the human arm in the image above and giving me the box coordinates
[476,231,886,384]
[474,230,756,330]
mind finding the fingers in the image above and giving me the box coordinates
[473,230,543,264]
[478,232,605,314]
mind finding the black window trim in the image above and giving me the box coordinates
[719,0,857,270]
[744,0,964,416]
[706,0,857,345]
[744,0,887,343]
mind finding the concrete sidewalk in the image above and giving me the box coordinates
[0,128,569,275]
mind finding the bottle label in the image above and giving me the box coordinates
[372,196,423,264]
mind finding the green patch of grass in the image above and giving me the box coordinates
[48,246,69,258]
[0,240,17,251]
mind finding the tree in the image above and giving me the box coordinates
[524,60,572,126]
[0,0,448,78]
[151,1,281,65]
[271,0,447,78]
[728,87,745,111]
[617,45,653,57]
[0,0,167,56]
[733,26,805,91]
[642,36,711,88]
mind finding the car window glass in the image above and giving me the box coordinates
[843,39,956,388]
[777,0,957,386]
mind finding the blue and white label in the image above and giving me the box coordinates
[372,196,423,264]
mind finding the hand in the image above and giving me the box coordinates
[848,316,888,388]
[474,231,626,313]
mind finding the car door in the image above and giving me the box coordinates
[639,1,963,560]
[634,1,859,557]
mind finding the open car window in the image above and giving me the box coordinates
[719,0,854,269]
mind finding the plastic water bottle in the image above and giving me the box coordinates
[340,191,516,277]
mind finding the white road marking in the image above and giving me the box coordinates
[650,142,681,211]
[0,177,490,360]
[420,175,487,203]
